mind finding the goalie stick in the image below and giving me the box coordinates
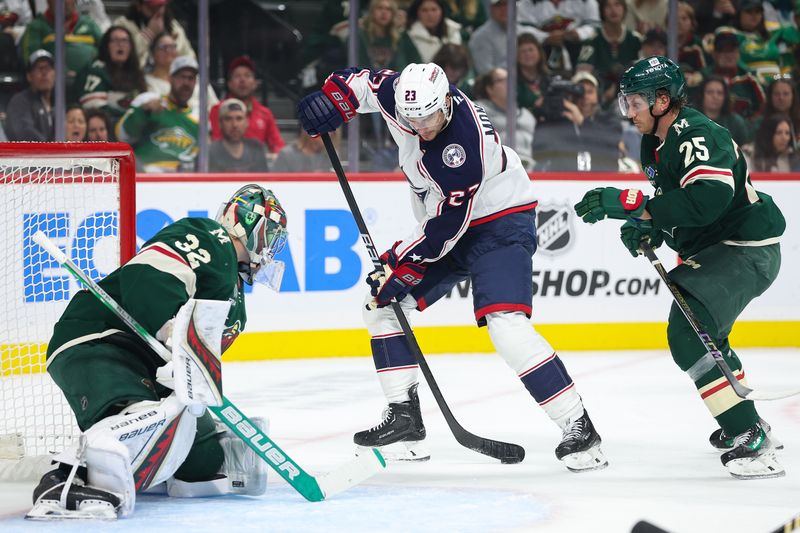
[639,240,800,401]
[32,231,385,502]
[321,133,525,464]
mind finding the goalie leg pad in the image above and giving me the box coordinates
[166,417,269,497]
[172,298,232,409]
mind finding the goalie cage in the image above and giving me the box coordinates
[0,142,135,481]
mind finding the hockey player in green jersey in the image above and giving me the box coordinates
[574,56,786,479]
[27,185,288,519]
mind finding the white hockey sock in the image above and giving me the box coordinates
[486,311,583,428]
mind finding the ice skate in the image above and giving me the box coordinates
[26,464,121,520]
[721,423,785,479]
[555,410,608,472]
[710,418,783,451]
[354,384,430,461]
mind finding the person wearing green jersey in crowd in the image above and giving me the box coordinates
[574,56,786,480]
[27,185,288,519]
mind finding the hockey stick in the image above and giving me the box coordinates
[321,133,525,464]
[33,231,385,502]
[639,240,800,401]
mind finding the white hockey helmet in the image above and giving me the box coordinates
[394,63,453,128]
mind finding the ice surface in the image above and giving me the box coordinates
[2,349,798,533]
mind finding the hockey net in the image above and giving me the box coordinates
[0,142,135,480]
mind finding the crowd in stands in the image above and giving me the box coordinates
[1,0,800,173]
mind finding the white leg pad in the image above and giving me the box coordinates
[361,293,417,336]
[166,416,270,498]
[86,393,198,494]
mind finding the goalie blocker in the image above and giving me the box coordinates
[27,300,267,520]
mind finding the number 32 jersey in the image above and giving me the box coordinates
[47,217,246,364]
[333,68,538,265]
[640,106,785,258]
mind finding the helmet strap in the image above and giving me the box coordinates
[238,262,254,285]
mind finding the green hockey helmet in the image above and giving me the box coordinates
[217,184,287,286]
[618,56,687,115]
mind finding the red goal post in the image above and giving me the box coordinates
[0,142,136,477]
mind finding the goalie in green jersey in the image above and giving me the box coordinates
[27,185,288,519]
[574,56,787,480]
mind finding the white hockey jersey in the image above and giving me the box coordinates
[333,68,538,265]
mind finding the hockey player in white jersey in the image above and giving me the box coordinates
[298,63,607,471]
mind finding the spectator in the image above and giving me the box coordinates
[743,113,800,171]
[85,107,111,141]
[473,67,536,169]
[271,127,339,173]
[517,0,600,76]
[760,76,800,135]
[623,0,668,34]
[576,0,641,108]
[689,0,737,36]
[677,1,711,101]
[705,29,766,121]
[532,71,622,171]
[516,32,552,120]
[469,0,537,76]
[640,28,667,57]
[208,98,269,173]
[76,25,147,127]
[331,0,402,71]
[145,31,218,115]
[396,0,462,65]
[0,0,33,43]
[20,0,103,103]
[442,0,487,38]
[697,76,750,144]
[116,55,199,172]
[5,50,54,141]
[113,0,195,68]
[432,42,474,94]
[65,104,87,141]
[210,56,284,159]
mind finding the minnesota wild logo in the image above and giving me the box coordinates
[150,127,197,159]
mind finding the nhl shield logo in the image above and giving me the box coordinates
[442,144,466,168]
[536,203,574,256]
[644,165,658,186]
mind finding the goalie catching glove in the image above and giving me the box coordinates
[574,187,649,224]
[366,242,426,309]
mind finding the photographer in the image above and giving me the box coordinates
[532,71,622,171]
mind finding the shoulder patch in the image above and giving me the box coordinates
[442,143,466,168]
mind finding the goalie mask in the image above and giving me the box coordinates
[394,63,453,136]
[216,184,288,289]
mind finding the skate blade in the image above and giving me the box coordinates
[561,445,608,473]
[26,500,118,521]
[357,441,430,462]
[727,453,785,480]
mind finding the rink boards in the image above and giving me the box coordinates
[135,172,799,360]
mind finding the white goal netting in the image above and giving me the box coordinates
[1,152,129,466]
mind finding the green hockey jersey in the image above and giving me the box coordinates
[47,218,245,363]
[640,106,785,258]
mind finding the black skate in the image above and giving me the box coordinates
[26,463,121,520]
[354,383,429,461]
[555,410,608,472]
[710,418,783,451]
[720,423,785,479]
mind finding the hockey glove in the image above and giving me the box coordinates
[297,76,359,136]
[574,187,649,224]
[620,219,663,258]
[366,243,427,309]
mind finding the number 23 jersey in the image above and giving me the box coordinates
[48,217,246,363]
